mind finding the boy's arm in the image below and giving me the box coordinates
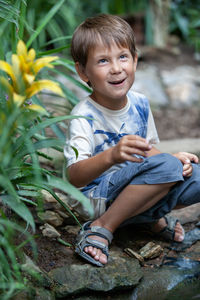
[147,146,161,156]
[68,148,114,187]
[68,135,152,187]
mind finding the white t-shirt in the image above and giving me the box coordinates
[64,90,159,187]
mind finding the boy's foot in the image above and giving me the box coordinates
[84,235,108,264]
[151,216,185,242]
[75,221,113,267]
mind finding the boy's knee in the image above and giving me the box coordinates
[156,153,183,174]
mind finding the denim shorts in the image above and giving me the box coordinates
[82,153,200,223]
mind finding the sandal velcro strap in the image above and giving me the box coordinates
[75,221,113,267]
[89,225,113,244]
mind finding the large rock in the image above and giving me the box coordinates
[161,66,200,107]
[48,250,142,298]
[133,64,169,106]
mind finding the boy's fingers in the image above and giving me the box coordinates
[125,139,152,151]
[183,163,193,177]
[126,155,144,163]
[122,146,149,157]
[183,163,190,171]
[179,152,199,163]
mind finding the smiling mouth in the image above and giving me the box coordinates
[109,78,126,85]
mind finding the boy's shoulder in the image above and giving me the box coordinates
[70,96,92,115]
[127,90,148,104]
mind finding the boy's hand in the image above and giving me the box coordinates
[173,152,199,177]
[110,135,152,164]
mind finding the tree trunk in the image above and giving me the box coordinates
[146,0,171,47]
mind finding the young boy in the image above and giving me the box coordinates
[64,14,200,267]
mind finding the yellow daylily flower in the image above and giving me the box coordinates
[32,56,58,74]
[0,76,14,96]
[0,39,64,111]
[13,93,26,106]
[26,80,64,99]
[0,61,16,84]
[17,40,27,58]
[24,73,35,85]
[27,48,36,61]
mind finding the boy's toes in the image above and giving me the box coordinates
[174,222,185,242]
[94,249,107,264]
[84,246,107,264]
[87,245,97,256]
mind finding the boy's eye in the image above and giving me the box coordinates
[98,58,107,64]
[120,54,128,60]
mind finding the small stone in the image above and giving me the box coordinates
[38,210,64,227]
[124,248,144,264]
[41,190,57,203]
[40,223,61,238]
[139,242,163,259]
[63,225,80,235]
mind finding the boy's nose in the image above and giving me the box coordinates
[110,61,122,73]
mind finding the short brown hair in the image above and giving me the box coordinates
[71,14,137,67]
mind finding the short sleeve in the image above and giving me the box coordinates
[146,109,160,144]
[64,117,95,167]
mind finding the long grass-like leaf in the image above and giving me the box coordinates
[47,176,93,217]
[26,115,84,139]
[53,58,76,73]
[41,35,71,47]
[37,45,69,57]
[50,67,92,93]
[15,138,64,158]
[1,194,35,231]
[26,182,82,227]
[27,0,65,47]
[18,0,27,40]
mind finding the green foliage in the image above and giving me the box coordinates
[0,1,93,298]
[170,0,200,52]
[0,217,36,300]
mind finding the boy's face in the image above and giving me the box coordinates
[76,41,137,110]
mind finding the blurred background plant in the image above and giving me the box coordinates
[170,0,200,56]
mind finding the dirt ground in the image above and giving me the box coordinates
[23,45,200,273]
[153,106,200,140]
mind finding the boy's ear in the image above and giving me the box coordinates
[75,62,89,83]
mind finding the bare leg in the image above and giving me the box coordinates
[85,182,184,264]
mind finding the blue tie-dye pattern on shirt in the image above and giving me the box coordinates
[94,130,127,153]
[85,114,94,127]
[83,93,149,155]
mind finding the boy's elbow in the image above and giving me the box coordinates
[67,165,83,188]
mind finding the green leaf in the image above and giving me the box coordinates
[50,67,92,93]
[41,35,72,47]
[47,176,93,217]
[71,146,79,160]
[1,195,35,231]
[174,12,189,38]
[37,45,69,56]
[16,138,64,158]
[12,115,81,155]
[27,115,82,139]
[27,0,65,47]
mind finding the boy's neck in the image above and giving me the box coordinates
[90,94,128,110]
